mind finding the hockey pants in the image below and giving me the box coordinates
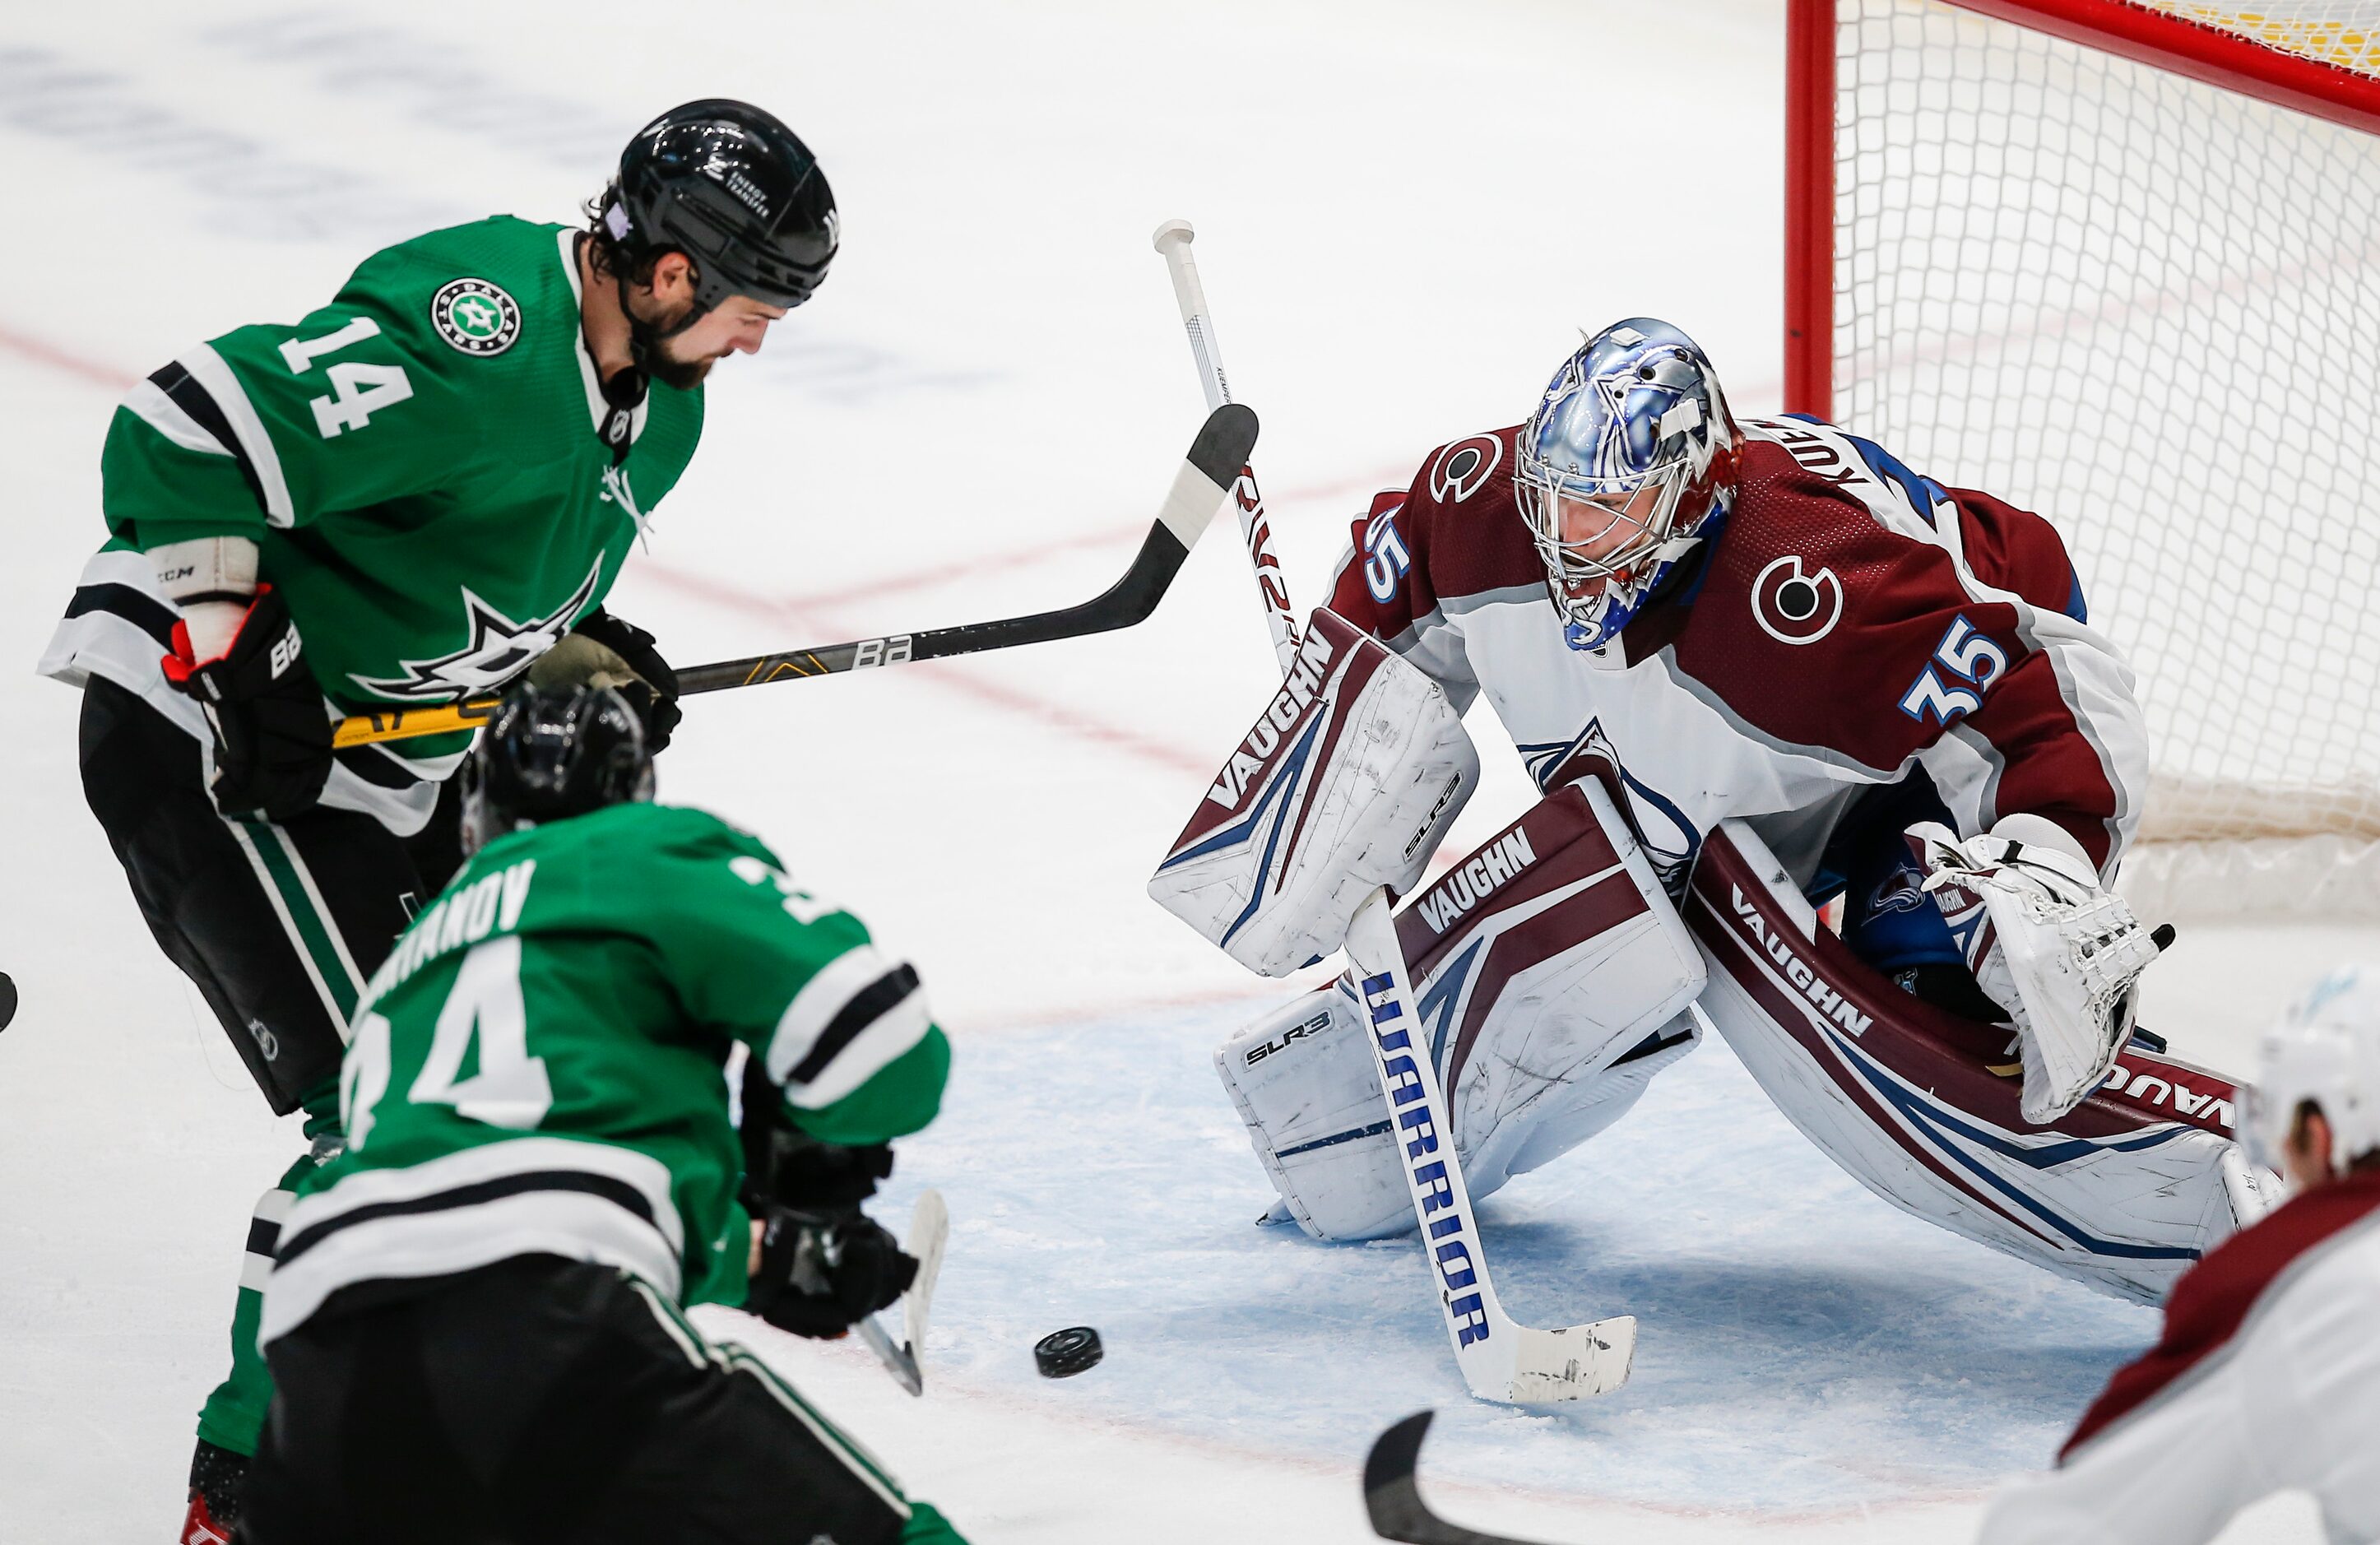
[244,1256,967,1545]
[77,678,460,1455]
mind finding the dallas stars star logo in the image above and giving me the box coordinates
[349,559,604,702]
[452,295,502,334]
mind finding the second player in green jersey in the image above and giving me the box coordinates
[246,685,962,1543]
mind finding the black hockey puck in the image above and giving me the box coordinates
[1033,1326,1102,1378]
[0,972,15,1032]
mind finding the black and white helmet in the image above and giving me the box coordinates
[459,685,656,856]
[600,98,837,313]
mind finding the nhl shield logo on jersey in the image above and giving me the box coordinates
[430,278,522,357]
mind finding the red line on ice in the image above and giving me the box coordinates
[1,326,137,392]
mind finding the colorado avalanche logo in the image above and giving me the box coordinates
[1866,865,1930,917]
[1521,717,1701,894]
[1428,434,1502,503]
[1750,554,1843,645]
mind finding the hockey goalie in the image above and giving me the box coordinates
[1152,318,2272,1307]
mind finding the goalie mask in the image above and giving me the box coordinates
[1515,318,1741,651]
[2245,963,2380,1180]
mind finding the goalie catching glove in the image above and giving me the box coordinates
[1909,815,2174,1125]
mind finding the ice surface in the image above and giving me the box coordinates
[0,0,2368,1539]
[864,1000,2154,1511]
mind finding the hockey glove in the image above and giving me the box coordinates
[747,1204,917,1339]
[160,586,334,821]
[773,1134,896,1211]
[1909,819,2173,1124]
[735,1056,898,1213]
[529,608,681,753]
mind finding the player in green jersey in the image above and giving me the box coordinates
[242,684,963,1543]
[35,100,838,1536]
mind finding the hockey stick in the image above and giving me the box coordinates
[853,1189,949,1397]
[328,404,1260,749]
[1153,220,1301,673]
[1344,893,1638,1403]
[1365,1411,1565,1545]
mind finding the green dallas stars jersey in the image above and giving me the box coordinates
[255,801,950,1348]
[38,216,702,833]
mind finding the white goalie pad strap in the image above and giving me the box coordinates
[1213,779,1708,1241]
[1150,608,1478,977]
[1909,817,2164,1125]
[1687,819,2274,1306]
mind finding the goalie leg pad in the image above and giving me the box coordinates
[1218,984,1412,1241]
[1686,819,2275,1306]
[1150,609,1478,977]
[1215,778,1708,1241]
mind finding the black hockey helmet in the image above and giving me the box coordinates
[600,99,837,313]
[460,685,656,855]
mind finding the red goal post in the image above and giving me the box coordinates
[1786,0,2380,915]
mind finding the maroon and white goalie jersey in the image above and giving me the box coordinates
[1325,416,2148,892]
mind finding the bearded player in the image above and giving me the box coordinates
[244,684,961,1543]
[35,100,836,1536]
[1154,318,2270,1312]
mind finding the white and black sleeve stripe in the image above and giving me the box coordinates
[765,945,935,1110]
[132,346,295,527]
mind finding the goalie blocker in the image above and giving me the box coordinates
[1148,609,1478,977]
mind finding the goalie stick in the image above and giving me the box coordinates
[1153,220,1301,674]
[1364,1410,1566,1545]
[1158,233,1635,1404]
[853,1189,949,1396]
[329,404,1260,749]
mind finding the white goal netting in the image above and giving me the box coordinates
[1829,0,2380,912]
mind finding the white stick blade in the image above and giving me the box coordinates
[1504,1315,1636,1403]
[904,1188,949,1365]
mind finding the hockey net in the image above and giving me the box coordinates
[1791,0,2380,915]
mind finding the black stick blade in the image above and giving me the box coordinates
[1186,401,1260,492]
[1364,1412,1566,1545]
